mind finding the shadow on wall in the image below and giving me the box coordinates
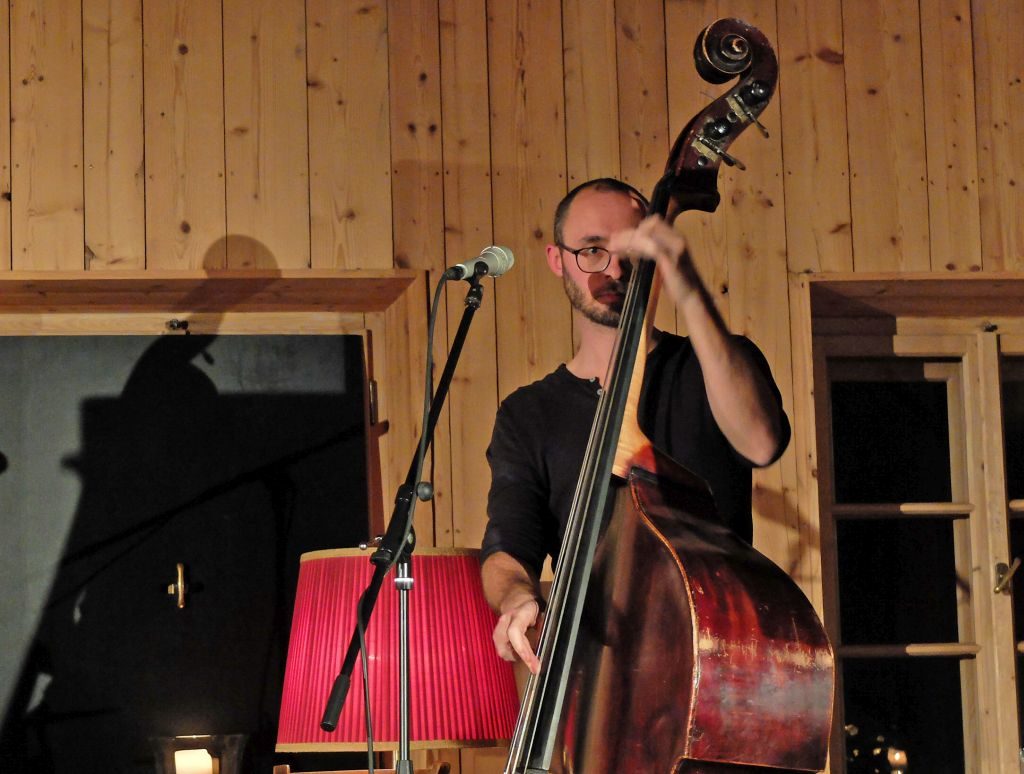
[0,238,370,773]
[751,483,821,584]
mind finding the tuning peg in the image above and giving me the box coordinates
[747,116,770,139]
[694,135,747,171]
[727,91,771,139]
[748,115,770,139]
[714,148,747,170]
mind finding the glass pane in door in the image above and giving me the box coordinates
[831,378,952,503]
[1004,357,1024,503]
[843,657,964,774]
[829,356,966,773]
[1002,355,1024,747]
[836,519,959,645]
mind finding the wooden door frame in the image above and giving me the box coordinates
[795,273,1024,772]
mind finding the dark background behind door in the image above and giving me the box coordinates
[0,335,369,773]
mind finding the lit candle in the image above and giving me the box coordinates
[174,748,214,774]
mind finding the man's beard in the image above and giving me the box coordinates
[562,273,626,328]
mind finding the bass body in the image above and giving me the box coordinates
[559,451,833,773]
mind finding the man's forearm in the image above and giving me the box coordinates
[680,283,785,465]
[482,550,545,673]
[606,216,784,465]
[482,551,542,614]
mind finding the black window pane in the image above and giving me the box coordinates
[1004,359,1024,749]
[1010,518,1024,751]
[831,379,952,503]
[843,657,964,774]
[1004,358,1024,502]
[837,519,960,645]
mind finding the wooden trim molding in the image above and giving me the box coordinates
[0,269,417,314]
[807,272,1024,323]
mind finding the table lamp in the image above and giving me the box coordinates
[276,548,519,751]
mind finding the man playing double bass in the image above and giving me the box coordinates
[480,177,790,674]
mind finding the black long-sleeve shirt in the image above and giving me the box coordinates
[481,333,790,577]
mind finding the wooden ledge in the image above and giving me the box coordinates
[0,269,418,314]
[807,272,1024,320]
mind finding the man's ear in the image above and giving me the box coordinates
[545,244,564,277]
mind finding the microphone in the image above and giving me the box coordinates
[444,245,515,281]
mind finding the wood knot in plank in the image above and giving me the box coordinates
[815,47,843,65]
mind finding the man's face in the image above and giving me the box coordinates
[546,187,645,328]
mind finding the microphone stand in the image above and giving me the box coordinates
[321,270,487,774]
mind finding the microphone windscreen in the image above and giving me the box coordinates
[481,245,515,277]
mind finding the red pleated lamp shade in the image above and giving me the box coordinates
[276,548,519,751]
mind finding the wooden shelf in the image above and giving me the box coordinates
[0,269,417,314]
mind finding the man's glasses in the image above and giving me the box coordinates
[556,244,616,274]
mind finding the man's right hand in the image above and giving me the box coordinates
[493,594,543,675]
[481,551,545,675]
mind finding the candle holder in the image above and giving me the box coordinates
[150,734,247,774]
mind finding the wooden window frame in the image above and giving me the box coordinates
[0,269,419,539]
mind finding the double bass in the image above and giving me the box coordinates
[504,19,835,774]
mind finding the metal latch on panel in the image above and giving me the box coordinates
[994,557,1021,595]
[167,562,189,608]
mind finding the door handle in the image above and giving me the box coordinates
[167,562,189,608]
[994,557,1021,595]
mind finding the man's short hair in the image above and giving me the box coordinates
[552,178,650,245]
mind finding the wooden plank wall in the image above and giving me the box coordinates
[2,0,1023,768]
